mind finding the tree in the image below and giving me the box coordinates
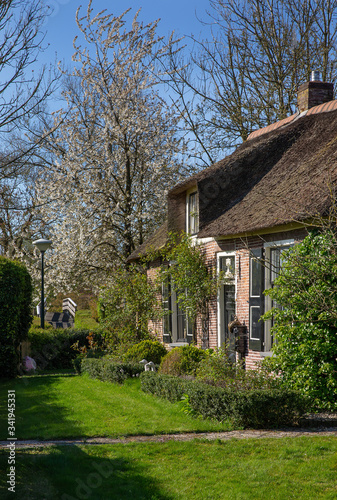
[36,3,190,291]
[165,0,337,165]
[263,228,337,410]
[98,264,160,350]
[156,232,223,346]
[0,1,59,259]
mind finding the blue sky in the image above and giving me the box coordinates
[41,0,211,68]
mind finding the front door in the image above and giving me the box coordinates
[222,284,236,360]
[218,254,236,361]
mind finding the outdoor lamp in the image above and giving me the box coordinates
[33,239,52,329]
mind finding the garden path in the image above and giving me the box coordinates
[1,426,337,449]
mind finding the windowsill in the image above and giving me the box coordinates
[169,342,189,347]
[260,351,273,357]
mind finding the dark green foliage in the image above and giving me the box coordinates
[81,358,145,384]
[263,231,337,410]
[0,257,33,378]
[28,328,106,371]
[159,345,207,376]
[141,372,309,428]
[124,340,168,365]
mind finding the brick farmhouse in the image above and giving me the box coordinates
[128,73,337,369]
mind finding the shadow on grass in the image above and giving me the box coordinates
[0,445,173,500]
[0,375,84,440]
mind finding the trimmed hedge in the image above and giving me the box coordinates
[28,328,106,370]
[81,357,145,384]
[140,372,309,428]
[0,257,33,378]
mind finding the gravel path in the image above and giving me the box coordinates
[1,426,337,449]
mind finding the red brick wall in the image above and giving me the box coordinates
[146,226,308,368]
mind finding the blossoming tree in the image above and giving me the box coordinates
[36,3,190,291]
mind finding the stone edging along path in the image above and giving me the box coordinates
[1,427,337,449]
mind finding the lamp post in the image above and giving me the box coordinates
[33,239,52,329]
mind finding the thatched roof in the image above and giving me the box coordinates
[129,104,337,260]
[127,221,168,262]
[194,109,337,238]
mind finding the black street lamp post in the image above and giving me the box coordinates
[33,239,52,329]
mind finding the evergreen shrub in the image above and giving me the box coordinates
[81,357,145,384]
[140,372,309,428]
[124,340,168,365]
[28,328,106,370]
[0,257,33,378]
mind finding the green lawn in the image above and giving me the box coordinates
[74,309,99,329]
[1,373,337,500]
[1,438,337,499]
[0,373,231,441]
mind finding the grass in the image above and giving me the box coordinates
[74,309,99,329]
[0,373,231,441]
[1,372,336,499]
[0,438,337,499]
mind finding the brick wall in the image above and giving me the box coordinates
[146,226,308,369]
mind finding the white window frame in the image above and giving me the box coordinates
[186,187,199,235]
[217,251,237,348]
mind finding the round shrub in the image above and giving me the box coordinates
[124,340,168,365]
[159,345,206,376]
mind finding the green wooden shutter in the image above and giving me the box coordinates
[162,280,172,343]
[249,248,264,351]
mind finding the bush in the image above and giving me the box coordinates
[81,357,145,384]
[159,345,207,376]
[124,340,168,365]
[262,231,337,410]
[140,372,309,428]
[28,328,106,370]
[0,257,33,378]
[195,348,280,391]
[195,347,237,385]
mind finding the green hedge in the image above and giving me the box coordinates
[28,328,106,370]
[0,257,33,378]
[140,372,309,428]
[81,358,145,384]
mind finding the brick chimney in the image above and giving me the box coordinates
[297,71,333,113]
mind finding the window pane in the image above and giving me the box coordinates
[251,257,261,296]
[188,192,199,234]
[250,306,261,340]
[220,256,235,279]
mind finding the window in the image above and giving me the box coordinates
[162,275,194,345]
[187,191,199,235]
[249,248,264,351]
